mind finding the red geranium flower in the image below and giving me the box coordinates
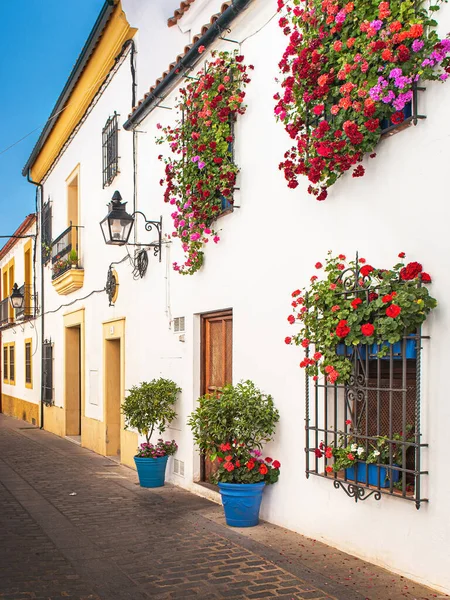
[421,272,432,283]
[382,294,393,303]
[315,262,323,269]
[386,304,402,318]
[361,323,375,337]
[315,448,323,458]
[351,298,362,309]
[347,453,355,461]
[360,265,374,277]
[285,337,292,344]
[288,315,295,324]
[273,460,281,469]
[265,457,273,463]
[292,289,301,297]
[336,320,350,338]
[224,462,234,471]
[398,252,406,258]
[326,465,333,473]
[246,460,255,470]
[325,447,333,459]
[259,464,269,475]
[400,261,422,281]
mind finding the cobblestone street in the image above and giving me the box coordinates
[0,414,446,600]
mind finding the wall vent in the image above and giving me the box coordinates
[173,317,185,333]
[173,458,184,477]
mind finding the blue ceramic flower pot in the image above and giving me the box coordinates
[337,337,416,361]
[218,482,265,527]
[346,462,400,488]
[134,455,169,488]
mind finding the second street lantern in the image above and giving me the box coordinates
[100,191,135,245]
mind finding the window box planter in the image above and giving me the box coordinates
[134,455,169,488]
[346,462,400,488]
[218,482,266,527]
[51,267,84,295]
[336,336,417,361]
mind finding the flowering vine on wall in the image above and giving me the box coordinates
[285,252,437,383]
[156,50,253,275]
[275,0,450,200]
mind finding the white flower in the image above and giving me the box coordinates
[357,446,364,456]
[373,450,380,457]
[351,443,358,452]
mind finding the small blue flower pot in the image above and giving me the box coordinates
[346,462,400,488]
[134,455,169,488]
[218,482,265,527]
[370,337,417,360]
[336,344,366,359]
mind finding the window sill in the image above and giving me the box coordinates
[52,267,84,295]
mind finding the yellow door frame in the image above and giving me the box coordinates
[63,308,85,436]
[102,317,137,468]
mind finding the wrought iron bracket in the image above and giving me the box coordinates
[333,480,381,503]
[127,213,163,262]
[106,267,118,306]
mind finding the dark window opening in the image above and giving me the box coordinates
[102,113,119,188]
[42,340,53,405]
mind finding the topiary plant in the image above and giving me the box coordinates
[122,378,181,444]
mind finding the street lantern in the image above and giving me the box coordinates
[100,191,135,245]
[10,283,24,310]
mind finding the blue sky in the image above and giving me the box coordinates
[0,0,104,235]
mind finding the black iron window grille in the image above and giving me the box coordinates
[9,344,15,383]
[42,340,53,405]
[25,341,32,385]
[42,200,52,265]
[0,298,10,328]
[51,225,81,280]
[305,264,428,509]
[102,113,120,188]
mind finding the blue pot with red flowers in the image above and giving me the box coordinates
[215,448,281,527]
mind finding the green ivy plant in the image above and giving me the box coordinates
[122,378,181,443]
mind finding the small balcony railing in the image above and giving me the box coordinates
[51,225,82,280]
[15,284,36,320]
[0,298,9,328]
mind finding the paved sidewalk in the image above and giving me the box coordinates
[0,414,446,600]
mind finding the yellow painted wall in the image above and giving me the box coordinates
[31,4,136,182]
[2,394,39,425]
[81,415,107,456]
[43,405,65,437]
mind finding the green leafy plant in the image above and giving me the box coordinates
[68,249,78,265]
[156,49,253,275]
[122,378,181,444]
[188,380,281,484]
[286,252,437,383]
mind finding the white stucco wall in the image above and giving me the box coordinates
[39,0,450,593]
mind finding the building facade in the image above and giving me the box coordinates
[12,0,450,594]
[0,215,40,425]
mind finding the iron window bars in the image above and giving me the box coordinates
[0,298,9,328]
[51,225,81,280]
[305,260,428,508]
[102,113,120,188]
[25,341,32,385]
[42,340,53,405]
[42,200,52,265]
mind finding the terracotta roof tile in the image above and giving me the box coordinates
[130,2,232,111]
[168,0,197,27]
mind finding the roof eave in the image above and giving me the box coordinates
[22,0,117,177]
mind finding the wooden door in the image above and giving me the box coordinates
[201,310,232,482]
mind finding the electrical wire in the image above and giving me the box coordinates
[43,288,106,316]
[240,10,278,45]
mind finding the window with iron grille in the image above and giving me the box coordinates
[42,340,53,405]
[3,345,8,382]
[9,344,15,384]
[305,273,428,509]
[25,340,32,387]
[102,113,119,188]
[42,200,52,264]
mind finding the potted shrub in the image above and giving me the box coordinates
[317,426,414,488]
[188,380,280,527]
[122,378,180,488]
